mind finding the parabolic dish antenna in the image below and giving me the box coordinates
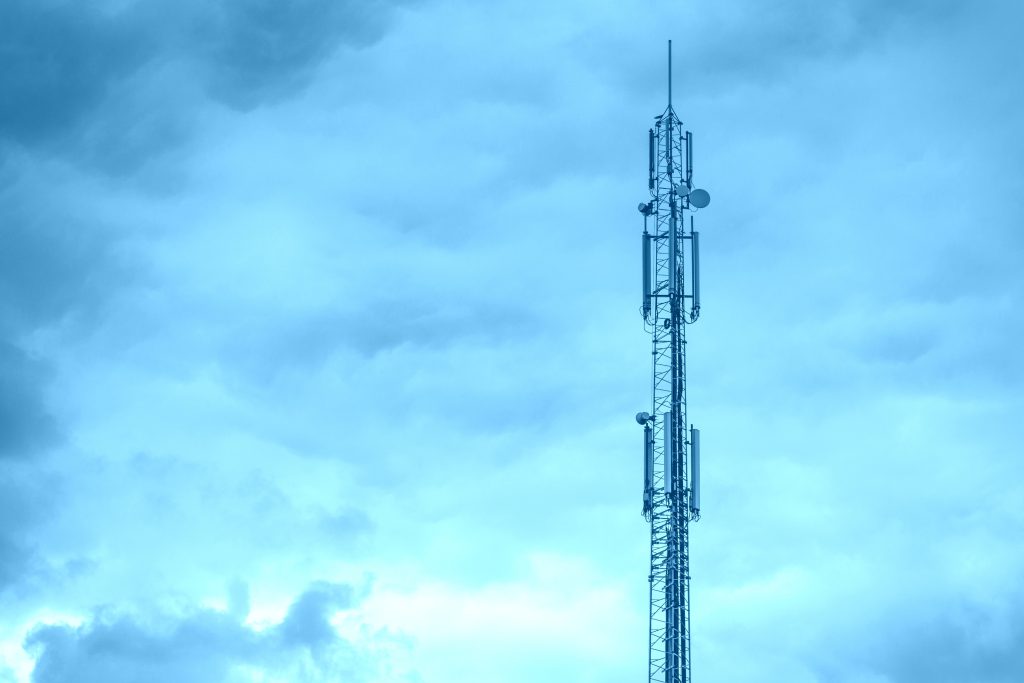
[689,188,711,209]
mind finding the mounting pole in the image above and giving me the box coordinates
[668,40,672,107]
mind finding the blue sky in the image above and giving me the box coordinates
[1,0,1023,681]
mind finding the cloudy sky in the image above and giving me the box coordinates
[2,0,1023,681]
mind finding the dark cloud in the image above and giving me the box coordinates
[0,170,135,594]
[0,479,34,590]
[0,195,117,604]
[0,185,129,462]
[25,581,372,682]
[0,0,404,170]
[694,0,962,82]
[0,1,150,147]
[279,582,353,648]
[193,0,393,110]
[319,509,374,540]
[877,601,1024,683]
[584,0,969,108]
[0,472,53,594]
[0,199,122,335]
[0,344,58,459]
[256,301,542,364]
[805,596,1024,683]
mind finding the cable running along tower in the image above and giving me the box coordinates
[635,40,709,683]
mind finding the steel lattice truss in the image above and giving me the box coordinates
[640,94,702,683]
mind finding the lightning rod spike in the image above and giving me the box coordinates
[668,40,672,108]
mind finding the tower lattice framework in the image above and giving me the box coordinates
[637,39,705,683]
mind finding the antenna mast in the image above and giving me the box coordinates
[636,39,709,683]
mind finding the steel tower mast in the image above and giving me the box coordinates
[635,40,709,683]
